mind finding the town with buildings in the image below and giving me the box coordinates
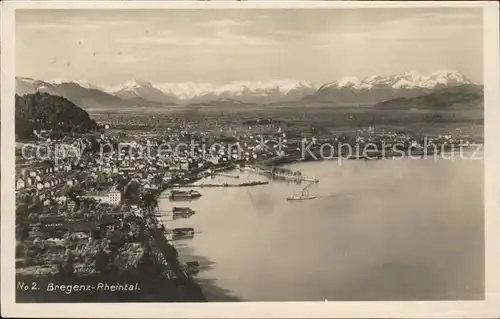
[15,116,479,297]
[6,4,489,311]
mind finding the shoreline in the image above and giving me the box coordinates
[151,188,242,301]
[155,153,484,302]
[172,181,269,188]
[147,145,484,301]
[255,145,484,166]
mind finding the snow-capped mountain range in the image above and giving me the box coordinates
[305,70,476,104]
[16,70,478,109]
[99,79,317,104]
[318,70,471,91]
[108,80,178,104]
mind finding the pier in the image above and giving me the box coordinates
[213,172,239,179]
[172,181,269,188]
[270,174,319,183]
[239,165,319,183]
[150,229,205,300]
[154,209,174,220]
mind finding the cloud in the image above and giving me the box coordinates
[379,10,482,30]
[196,19,250,29]
[436,24,482,31]
[116,29,278,47]
[323,31,447,41]
[217,30,278,46]
[93,55,148,64]
[18,19,143,31]
[406,11,481,24]
[313,36,446,49]
[308,9,481,47]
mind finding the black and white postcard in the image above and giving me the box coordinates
[1,1,499,318]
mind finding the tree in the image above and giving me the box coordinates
[110,253,126,273]
[15,93,97,140]
[66,186,83,201]
[23,249,35,267]
[16,223,30,241]
[137,248,155,274]
[94,249,109,273]
[63,252,75,275]
[108,230,124,247]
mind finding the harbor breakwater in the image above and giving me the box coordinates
[139,186,208,302]
[172,181,269,188]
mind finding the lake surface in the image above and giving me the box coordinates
[158,153,484,301]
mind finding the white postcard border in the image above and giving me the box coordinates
[1,1,499,318]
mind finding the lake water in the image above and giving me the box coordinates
[158,153,484,301]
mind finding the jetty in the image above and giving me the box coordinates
[271,174,319,183]
[239,165,319,183]
[157,190,202,200]
[213,172,239,179]
[172,180,268,188]
[150,229,205,300]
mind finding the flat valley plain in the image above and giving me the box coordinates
[90,105,484,142]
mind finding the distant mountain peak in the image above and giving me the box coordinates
[319,70,473,91]
[48,79,98,90]
[305,70,476,105]
[430,69,465,76]
[17,76,36,82]
[404,70,421,76]
[16,69,477,108]
[123,79,154,88]
[374,83,483,110]
[335,76,361,87]
[15,76,139,110]
[428,69,471,83]
[152,79,317,103]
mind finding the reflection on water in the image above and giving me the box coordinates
[159,155,484,301]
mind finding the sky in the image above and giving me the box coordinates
[15,8,483,86]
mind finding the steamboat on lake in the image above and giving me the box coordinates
[287,182,317,201]
[166,190,202,201]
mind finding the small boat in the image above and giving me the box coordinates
[238,180,268,187]
[173,207,195,220]
[173,207,195,214]
[172,227,195,239]
[174,227,195,233]
[169,190,202,200]
[185,261,200,275]
[287,195,316,201]
[287,181,316,201]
